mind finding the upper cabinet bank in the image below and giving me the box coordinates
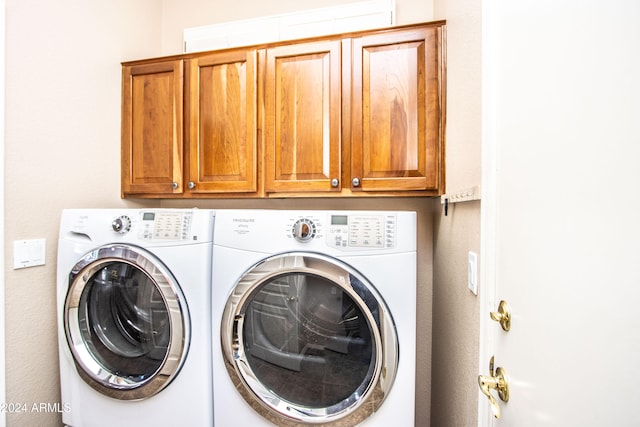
[121,21,446,198]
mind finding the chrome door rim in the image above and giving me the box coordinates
[64,244,190,400]
[221,252,398,426]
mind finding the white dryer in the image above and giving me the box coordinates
[212,209,416,426]
[57,208,214,427]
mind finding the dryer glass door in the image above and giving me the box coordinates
[64,244,189,400]
[221,252,398,426]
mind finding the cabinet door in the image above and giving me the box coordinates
[264,40,342,193]
[351,25,445,192]
[186,50,258,193]
[121,60,183,196]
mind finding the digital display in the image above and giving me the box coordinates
[142,212,155,221]
[331,215,348,225]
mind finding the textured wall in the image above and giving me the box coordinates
[4,1,161,425]
[431,0,482,425]
[431,201,481,426]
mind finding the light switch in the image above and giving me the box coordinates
[13,239,46,269]
[468,251,478,295]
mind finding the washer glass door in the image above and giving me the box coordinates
[221,252,398,426]
[64,244,189,400]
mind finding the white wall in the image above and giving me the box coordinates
[4,1,162,425]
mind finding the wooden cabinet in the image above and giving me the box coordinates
[263,23,446,196]
[350,25,445,192]
[122,50,258,197]
[185,50,258,194]
[121,60,184,196]
[264,40,342,193]
[121,21,446,198]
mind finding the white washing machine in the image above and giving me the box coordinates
[212,209,416,426]
[57,208,215,427]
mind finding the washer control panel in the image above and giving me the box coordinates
[111,211,193,241]
[327,214,396,249]
[286,213,396,249]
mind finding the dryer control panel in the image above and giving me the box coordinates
[326,214,396,249]
[111,211,193,241]
[138,211,193,240]
[287,213,396,250]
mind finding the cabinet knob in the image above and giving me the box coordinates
[331,178,339,188]
[171,182,179,190]
[187,181,195,190]
[351,178,361,187]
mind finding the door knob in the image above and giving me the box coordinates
[478,356,509,419]
[490,300,511,332]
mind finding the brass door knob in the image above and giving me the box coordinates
[478,356,509,419]
[490,300,511,332]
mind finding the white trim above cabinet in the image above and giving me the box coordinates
[183,0,395,52]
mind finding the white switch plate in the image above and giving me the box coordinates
[13,239,46,269]
[468,251,478,295]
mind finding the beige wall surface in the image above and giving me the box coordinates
[4,0,162,425]
[3,0,481,426]
[431,201,481,426]
[430,0,482,425]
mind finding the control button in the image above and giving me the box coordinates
[112,216,132,234]
[292,218,316,242]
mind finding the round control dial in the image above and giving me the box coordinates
[292,218,317,242]
[112,215,132,234]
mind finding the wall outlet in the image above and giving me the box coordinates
[468,251,478,295]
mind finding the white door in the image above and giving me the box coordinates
[480,1,640,426]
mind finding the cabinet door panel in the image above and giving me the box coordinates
[122,61,183,195]
[187,50,257,193]
[352,26,444,192]
[265,40,341,192]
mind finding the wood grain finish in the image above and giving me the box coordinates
[186,51,257,193]
[121,60,183,196]
[264,40,342,192]
[351,26,443,191]
[121,21,446,198]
